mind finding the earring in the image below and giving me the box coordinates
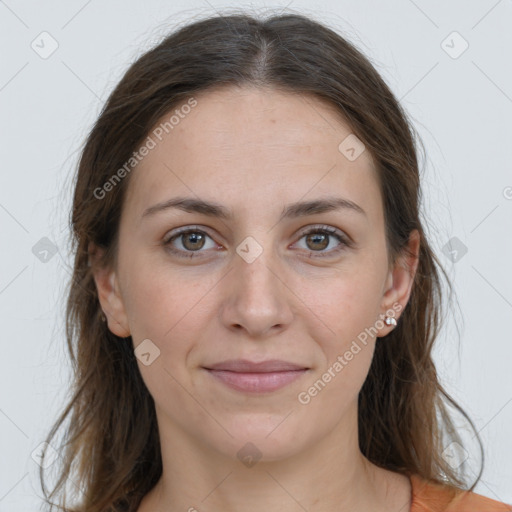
[384,316,397,326]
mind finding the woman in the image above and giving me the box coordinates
[39,11,511,512]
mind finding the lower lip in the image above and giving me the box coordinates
[205,369,307,393]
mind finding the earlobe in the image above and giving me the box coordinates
[89,244,131,338]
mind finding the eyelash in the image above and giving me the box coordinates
[162,225,352,259]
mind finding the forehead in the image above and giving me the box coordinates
[123,86,382,224]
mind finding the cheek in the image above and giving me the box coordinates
[121,259,209,341]
[306,267,383,343]
[123,266,212,405]
[121,261,224,395]
[297,282,379,417]
[301,267,383,393]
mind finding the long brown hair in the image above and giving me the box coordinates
[40,10,484,511]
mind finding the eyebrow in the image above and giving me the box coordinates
[141,195,367,222]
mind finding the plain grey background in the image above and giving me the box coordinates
[1,0,511,509]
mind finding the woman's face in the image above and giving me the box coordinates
[94,86,418,462]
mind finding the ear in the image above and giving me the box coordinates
[377,229,420,337]
[89,242,131,338]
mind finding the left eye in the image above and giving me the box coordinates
[163,226,349,258]
[294,227,348,256]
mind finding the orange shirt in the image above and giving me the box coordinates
[410,474,512,511]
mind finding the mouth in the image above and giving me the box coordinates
[202,359,309,393]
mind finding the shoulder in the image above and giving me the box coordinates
[409,474,512,512]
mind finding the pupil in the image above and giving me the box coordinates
[186,233,203,249]
[309,233,328,250]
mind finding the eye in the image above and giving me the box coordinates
[294,225,351,257]
[163,226,218,258]
[162,224,352,259]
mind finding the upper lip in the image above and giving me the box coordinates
[203,359,308,372]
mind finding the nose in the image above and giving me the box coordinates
[219,242,294,338]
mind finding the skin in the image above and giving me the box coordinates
[92,85,420,512]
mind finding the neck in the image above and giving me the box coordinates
[138,403,411,512]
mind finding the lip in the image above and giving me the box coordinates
[202,359,309,393]
[203,359,309,372]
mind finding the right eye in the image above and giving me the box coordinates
[163,227,219,258]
